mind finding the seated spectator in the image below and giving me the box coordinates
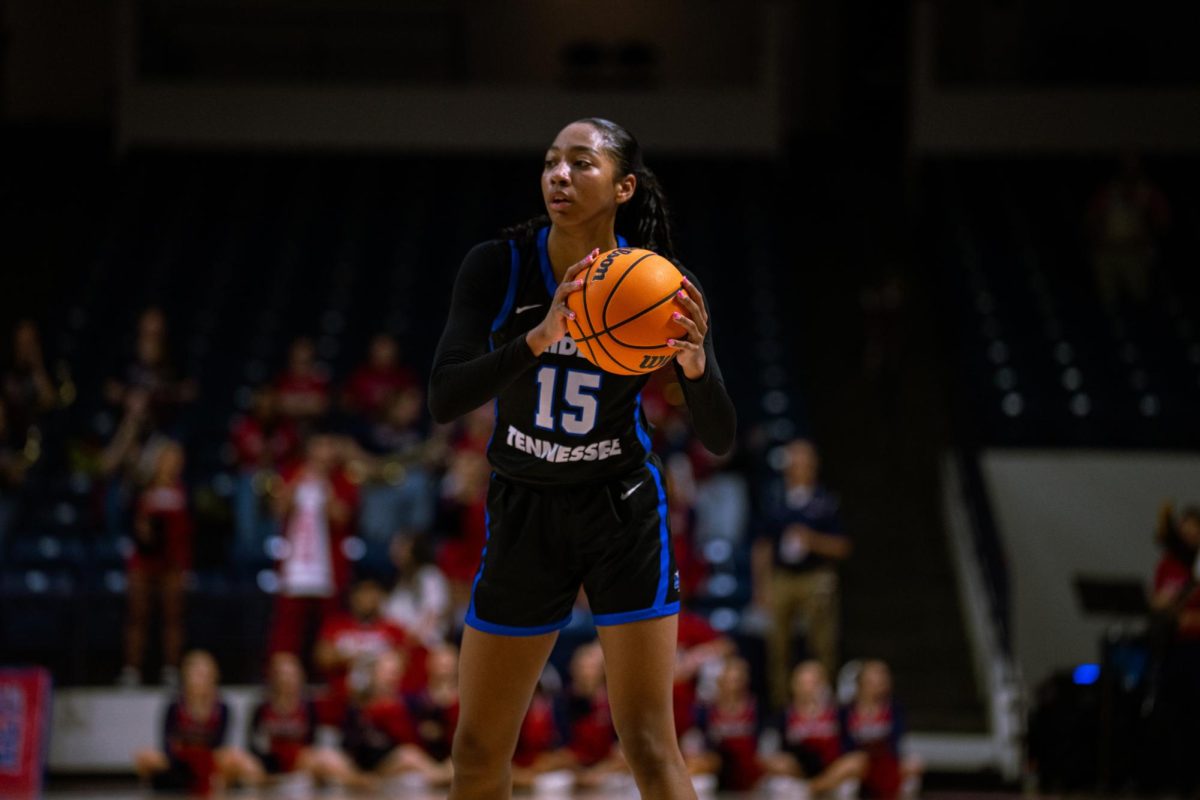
[132,651,251,794]
[513,667,574,791]
[763,660,866,796]
[120,440,190,688]
[688,656,764,792]
[406,643,460,764]
[275,337,330,426]
[240,652,319,786]
[2,319,56,443]
[308,650,451,790]
[267,432,357,660]
[841,660,922,799]
[384,533,451,647]
[563,642,629,788]
[674,604,736,738]
[344,334,417,419]
[228,387,299,561]
[314,577,427,724]
[105,307,195,435]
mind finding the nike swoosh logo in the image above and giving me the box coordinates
[515,303,543,314]
[620,480,645,500]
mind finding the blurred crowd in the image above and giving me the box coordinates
[0,306,925,797]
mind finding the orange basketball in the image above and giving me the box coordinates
[565,247,687,376]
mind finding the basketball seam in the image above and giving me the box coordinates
[600,252,655,331]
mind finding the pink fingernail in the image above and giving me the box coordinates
[677,290,686,298]
[667,338,675,346]
[574,279,583,287]
[569,311,576,319]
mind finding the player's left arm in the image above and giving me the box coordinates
[669,267,737,456]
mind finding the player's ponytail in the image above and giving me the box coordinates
[503,119,677,261]
[580,118,678,261]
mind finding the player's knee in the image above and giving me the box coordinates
[613,724,671,775]
[451,725,510,772]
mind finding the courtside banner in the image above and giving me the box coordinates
[0,669,52,798]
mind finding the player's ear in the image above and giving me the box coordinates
[615,173,637,206]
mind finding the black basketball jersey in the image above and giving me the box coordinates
[487,227,658,484]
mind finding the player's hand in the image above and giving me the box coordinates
[526,248,599,355]
[669,276,709,379]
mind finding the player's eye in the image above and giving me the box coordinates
[574,160,591,168]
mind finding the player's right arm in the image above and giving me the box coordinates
[428,242,591,423]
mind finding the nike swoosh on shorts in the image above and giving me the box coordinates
[516,304,543,314]
[620,480,645,500]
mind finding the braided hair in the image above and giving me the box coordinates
[502,118,677,261]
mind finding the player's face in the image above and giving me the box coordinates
[542,122,633,229]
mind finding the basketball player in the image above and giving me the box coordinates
[429,118,736,799]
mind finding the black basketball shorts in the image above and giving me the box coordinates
[464,454,681,635]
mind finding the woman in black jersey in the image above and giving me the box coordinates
[429,117,735,799]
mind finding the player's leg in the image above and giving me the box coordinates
[449,626,558,799]
[597,614,698,800]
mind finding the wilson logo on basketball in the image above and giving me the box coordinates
[639,354,671,370]
[592,248,632,281]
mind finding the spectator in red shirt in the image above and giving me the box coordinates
[840,660,921,799]
[689,656,765,792]
[275,337,330,426]
[1152,504,1200,794]
[120,440,191,688]
[267,433,357,660]
[308,649,450,790]
[314,577,428,724]
[512,667,574,790]
[437,446,490,618]
[564,642,630,789]
[229,387,299,563]
[344,334,417,419]
[764,660,866,796]
[133,651,253,794]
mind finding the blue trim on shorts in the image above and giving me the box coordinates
[464,611,574,637]
[633,394,653,457]
[646,458,671,607]
[464,488,493,622]
[593,601,680,627]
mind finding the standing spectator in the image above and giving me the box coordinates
[105,307,195,435]
[120,440,191,688]
[690,656,765,792]
[275,337,330,427]
[1088,152,1171,313]
[1151,504,1200,794]
[764,661,866,796]
[3,320,56,442]
[267,432,357,660]
[132,651,250,794]
[314,577,428,724]
[356,387,437,546]
[753,439,851,708]
[841,660,923,799]
[243,652,319,785]
[344,334,417,419]
[384,533,451,647]
[228,387,299,563]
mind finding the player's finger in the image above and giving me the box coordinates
[670,312,702,340]
[554,277,585,303]
[556,302,577,321]
[680,277,709,323]
[564,248,601,282]
[666,337,701,350]
[674,290,705,327]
